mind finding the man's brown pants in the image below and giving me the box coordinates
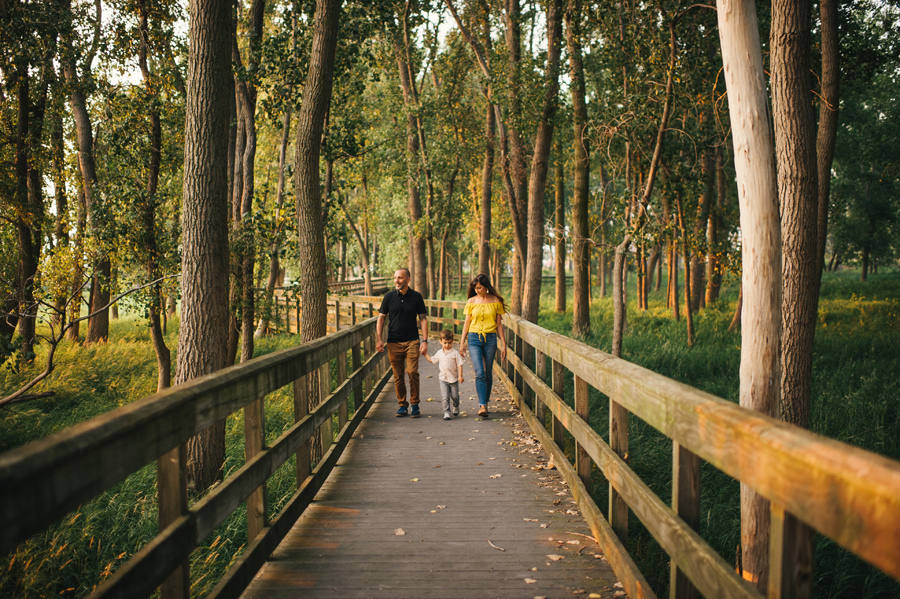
[386,340,420,407]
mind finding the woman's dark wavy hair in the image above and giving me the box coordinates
[467,274,507,309]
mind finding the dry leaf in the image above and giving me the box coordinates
[394,528,405,536]
[524,518,538,522]
[540,524,548,528]
[589,594,603,598]
[547,554,564,561]
[614,592,626,597]
[410,478,419,482]
[614,583,624,588]
[436,505,446,509]
[524,578,537,584]
[490,474,502,479]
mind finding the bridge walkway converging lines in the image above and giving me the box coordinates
[242,353,622,599]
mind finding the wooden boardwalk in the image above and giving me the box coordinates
[241,353,624,599]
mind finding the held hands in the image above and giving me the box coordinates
[419,341,428,355]
[459,343,467,357]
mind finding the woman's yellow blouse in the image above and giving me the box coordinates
[464,300,506,335]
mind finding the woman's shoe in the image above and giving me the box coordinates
[478,405,489,418]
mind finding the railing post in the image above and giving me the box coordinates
[610,396,630,543]
[535,350,546,426]
[245,395,267,541]
[351,301,357,326]
[514,334,524,397]
[335,299,341,333]
[670,442,700,599]
[157,447,189,599]
[274,295,281,333]
[551,359,565,453]
[296,296,301,335]
[319,362,332,456]
[574,375,591,491]
[352,341,363,413]
[523,341,535,409]
[768,504,814,599]
[294,375,310,483]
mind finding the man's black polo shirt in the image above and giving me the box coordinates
[379,287,427,343]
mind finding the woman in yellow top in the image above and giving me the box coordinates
[460,274,508,418]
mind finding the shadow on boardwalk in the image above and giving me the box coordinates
[242,352,624,599]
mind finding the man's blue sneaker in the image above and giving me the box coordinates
[410,405,420,418]
[396,406,408,417]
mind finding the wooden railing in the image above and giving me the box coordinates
[0,317,391,599]
[335,297,900,599]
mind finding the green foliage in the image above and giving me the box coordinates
[536,269,900,598]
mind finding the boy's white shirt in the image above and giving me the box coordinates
[431,347,464,383]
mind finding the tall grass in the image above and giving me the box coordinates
[534,269,900,598]
[1,316,312,598]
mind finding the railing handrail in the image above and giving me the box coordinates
[0,316,390,599]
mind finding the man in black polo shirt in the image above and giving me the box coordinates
[376,268,429,417]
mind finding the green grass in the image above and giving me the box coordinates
[532,269,900,599]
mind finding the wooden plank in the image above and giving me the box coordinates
[504,349,762,599]
[496,362,657,599]
[206,369,392,599]
[0,319,378,554]
[575,375,591,491]
[501,313,900,580]
[670,442,700,599]
[768,504,814,599]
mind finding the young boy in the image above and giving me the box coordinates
[424,329,465,420]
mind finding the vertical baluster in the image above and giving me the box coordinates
[551,359,565,455]
[768,504,814,599]
[319,362,332,455]
[670,442,700,599]
[610,396,629,542]
[245,393,267,540]
[294,374,310,483]
[535,350,546,429]
[352,341,363,413]
[574,376,590,490]
[157,446,189,599]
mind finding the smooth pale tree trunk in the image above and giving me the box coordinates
[566,0,590,335]
[521,0,563,324]
[179,0,233,493]
[554,152,566,313]
[717,0,782,590]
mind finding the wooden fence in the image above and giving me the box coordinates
[0,317,391,599]
[337,297,900,599]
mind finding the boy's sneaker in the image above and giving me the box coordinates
[443,412,452,421]
[410,405,420,418]
[452,405,460,416]
[396,406,408,417]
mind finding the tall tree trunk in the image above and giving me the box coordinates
[554,150,566,313]
[567,0,590,335]
[692,133,714,311]
[521,0,562,324]
[138,0,171,391]
[179,0,234,492]
[256,105,292,337]
[396,48,427,294]
[51,99,69,325]
[815,0,839,292]
[479,102,494,276]
[676,191,694,346]
[66,188,86,342]
[706,147,726,303]
[717,0,782,590]
[773,0,817,431]
[14,64,38,356]
[296,0,340,342]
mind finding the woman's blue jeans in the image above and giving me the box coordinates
[468,332,498,406]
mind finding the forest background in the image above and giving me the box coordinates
[1,0,900,597]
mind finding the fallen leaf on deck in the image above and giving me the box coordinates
[410,478,419,482]
[524,518,538,522]
[394,528,405,536]
[524,578,537,584]
[490,474,502,479]
[547,554,564,561]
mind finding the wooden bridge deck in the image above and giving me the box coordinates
[241,354,623,599]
